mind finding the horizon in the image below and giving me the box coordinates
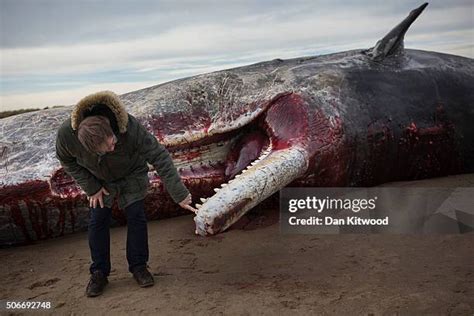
[1,0,473,111]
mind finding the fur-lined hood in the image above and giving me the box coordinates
[71,91,128,134]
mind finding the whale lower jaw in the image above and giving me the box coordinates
[193,145,309,236]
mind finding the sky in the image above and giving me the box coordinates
[0,0,473,111]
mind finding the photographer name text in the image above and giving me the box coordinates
[288,216,389,226]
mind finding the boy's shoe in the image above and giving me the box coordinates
[86,270,108,297]
[133,267,154,287]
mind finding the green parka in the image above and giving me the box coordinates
[55,91,189,209]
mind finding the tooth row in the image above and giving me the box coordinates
[193,144,273,211]
[227,145,273,183]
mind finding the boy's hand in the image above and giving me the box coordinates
[88,187,109,208]
[179,193,198,214]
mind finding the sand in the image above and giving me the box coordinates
[1,174,473,315]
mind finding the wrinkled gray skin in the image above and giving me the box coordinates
[1,3,473,243]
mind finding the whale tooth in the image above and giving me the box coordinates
[195,203,202,208]
[221,183,227,187]
[200,197,207,203]
[214,188,220,192]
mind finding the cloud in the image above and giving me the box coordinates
[4,3,471,76]
[1,0,472,110]
[0,81,159,111]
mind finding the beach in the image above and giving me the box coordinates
[1,174,473,315]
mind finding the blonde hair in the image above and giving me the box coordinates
[77,116,114,153]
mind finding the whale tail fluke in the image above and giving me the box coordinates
[366,2,428,61]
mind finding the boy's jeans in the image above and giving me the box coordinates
[88,199,149,276]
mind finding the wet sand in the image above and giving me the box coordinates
[1,174,473,315]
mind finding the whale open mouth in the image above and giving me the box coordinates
[164,95,309,236]
[192,142,307,236]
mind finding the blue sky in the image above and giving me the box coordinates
[1,0,472,111]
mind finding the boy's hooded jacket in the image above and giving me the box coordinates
[55,91,189,209]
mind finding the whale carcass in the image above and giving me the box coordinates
[1,3,473,245]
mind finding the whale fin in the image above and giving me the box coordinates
[366,2,428,61]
